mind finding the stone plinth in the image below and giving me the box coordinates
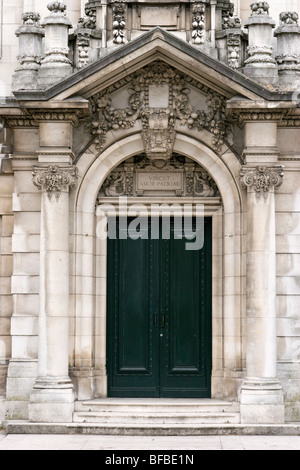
[244,2,278,86]
[38,2,72,89]
[12,12,44,91]
[275,12,300,88]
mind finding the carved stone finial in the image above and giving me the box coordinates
[250,2,270,16]
[22,12,41,25]
[275,11,300,86]
[32,165,78,200]
[38,2,72,88]
[240,166,284,200]
[279,11,299,25]
[47,2,67,14]
[12,11,45,91]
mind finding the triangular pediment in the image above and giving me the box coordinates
[87,59,232,156]
[14,27,290,104]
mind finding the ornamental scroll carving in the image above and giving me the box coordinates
[88,62,231,160]
[98,154,220,199]
[32,165,78,200]
[240,166,284,200]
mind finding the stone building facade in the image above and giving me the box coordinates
[0,0,300,431]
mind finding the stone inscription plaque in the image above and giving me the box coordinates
[148,85,169,108]
[140,7,178,28]
[136,172,183,195]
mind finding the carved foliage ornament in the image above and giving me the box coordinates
[222,1,242,30]
[22,12,41,24]
[77,5,96,30]
[89,62,231,157]
[233,110,288,126]
[250,2,270,16]
[280,11,299,25]
[240,166,284,200]
[47,2,67,14]
[32,165,78,200]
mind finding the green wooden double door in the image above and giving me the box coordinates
[107,218,212,398]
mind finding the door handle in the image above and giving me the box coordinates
[154,312,158,328]
[161,313,165,329]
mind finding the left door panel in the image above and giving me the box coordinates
[107,219,160,397]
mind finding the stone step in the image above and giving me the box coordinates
[73,399,240,425]
[6,421,300,437]
[73,411,240,425]
[74,399,240,415]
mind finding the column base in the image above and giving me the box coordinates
[240,377,285,424]
[29,377,75,423]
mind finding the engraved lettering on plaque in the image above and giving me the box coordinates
[136,172,183,196]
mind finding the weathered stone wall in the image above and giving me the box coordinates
[0,157,13,398]
[276,127,300,421]
[4,125,40,420]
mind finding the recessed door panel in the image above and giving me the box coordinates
[107,218,212,398]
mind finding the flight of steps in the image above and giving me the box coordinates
[73,399,241,432]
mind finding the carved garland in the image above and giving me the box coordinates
[240,165,284,200]
[32,165,78,200]
[88,62,231,156]
[191,3,206,45]
[112,1,126,44]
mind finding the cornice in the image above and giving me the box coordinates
[5,109,87,128]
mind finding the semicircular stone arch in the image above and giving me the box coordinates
[70,132,244,401]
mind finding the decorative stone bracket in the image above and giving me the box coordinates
[240,165,284,200]
[32,165,78,200]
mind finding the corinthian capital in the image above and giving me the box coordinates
[240,165,284,200]
[32,165,78,200]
